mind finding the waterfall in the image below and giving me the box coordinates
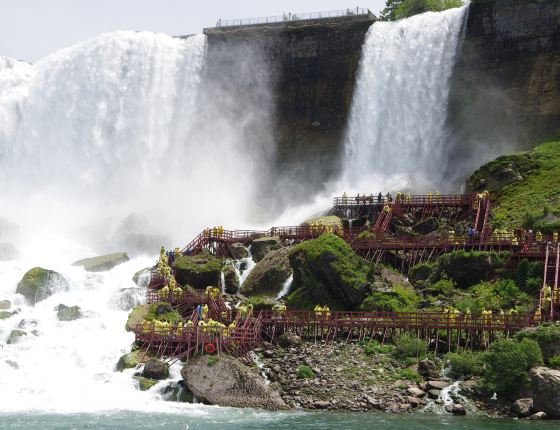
[342,7,469,194]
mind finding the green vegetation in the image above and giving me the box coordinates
[408,262,434,284]
[468,141,560,230]
[296,364,315,379]
[446,351,484,379]
[361,285,419,312]
[516,323,560,362]
[548,355,560,370]
[381,0,464,21]
[394,367,422,383]
[207,356,219,366]
[245,296,275,311]
[482,338,543,395]
[361,340,394,355]
[455,280,531,313]
[173,251,223,289]
[145,302,182,324]
[393,334,427,360]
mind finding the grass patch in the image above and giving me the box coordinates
[296,364,314,379]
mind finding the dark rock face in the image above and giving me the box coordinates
[181,356,287,410]
[447,0,560,186]
[223,265,239,294]
[229,243,248,260]
[203,16,375,208]
[250,236,282,263]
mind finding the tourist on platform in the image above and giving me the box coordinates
[377,192,383,204]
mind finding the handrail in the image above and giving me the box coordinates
[213,8,370,28]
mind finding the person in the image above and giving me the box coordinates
[314,304,323,319]
[427,192,433,204]
[386,192,392,203]
[536,230,543,242]
[383,204,390,214]
[196,304,202,319]
[323,305,331,319]
[342,192,348,205]
[377,192,383,204]
[533,308,542,323]
[201,304,209,320]
[542,285,552,309]
[553,232,559,243]
[406,193,412,204]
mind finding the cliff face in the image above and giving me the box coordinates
[203,16,375,206]
[446,0,560,184]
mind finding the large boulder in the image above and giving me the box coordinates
[173,252,222,290]
[143,358,169,380]
[511,398,535,418]
[418,359,441,379]
[132,267,151,288]
[0,311,16,320]
[181,356,287,410]
[530,366,560,418]
[55,304,83,321]
[230,243,248,260]
[116,350,142,371]
[72,252,129,272]
[286,234,370,310]
[241,247,292,297]
[133,376,159,391]
[6,329,27,344]
[251,236,282,262]
[125,304,150,331]
[16,267,69,305]
[223,265,239,294]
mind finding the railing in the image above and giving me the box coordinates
[213,8,370,28]
[333,193,475,208]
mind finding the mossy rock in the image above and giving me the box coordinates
[302,215,342,227]
[16,267,69,305]
[161,382,195,403]
[133,376,159,391]
[55,304,83,321]
[241,247,292,297]
[173,252,222,289]
[125,304,150,332]
[230,243,248,260]
[144,302,182,325]
[250,236,282,262]
[143,358,169,380]
[287,234,370,310]
[72,252,129,272]
[116,350,141,371]
[0,311,15,320]
[7,329,27,344]
[245,296,276,312]
[0,300,11,310]
[132,267,151,287]
[223,265,239,294]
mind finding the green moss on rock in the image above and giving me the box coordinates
[241,247,292,297]
[287,234,370,310]
[133,376,159,391]
[7,329,27,344]
[0,311,15,320]
[223,265,239,294]
[72,252,129,272]
[55,304,83,321]
[116,350,141,371]
[173,252,222,289]
[250,236,282,262]
[16,267,69,305]
[125,304,150,331]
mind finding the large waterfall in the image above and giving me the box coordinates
[342,6,468,194]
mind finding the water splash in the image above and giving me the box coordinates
[276,274,293,300]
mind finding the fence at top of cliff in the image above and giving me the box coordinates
[212,8,372,28]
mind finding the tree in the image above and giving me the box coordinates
[380,0,405,21]
[380,0,464,21]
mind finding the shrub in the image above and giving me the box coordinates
[408,263,434,284]
[516,323,560,361]
[145,302,182,324]
[482,338,543,395]
[462,280,530,312]
[393,334,427,360]
[207,356,219,366]
[445,351,484,379]
[426,277,456,298]
[548,355,560,370]
[361,285,419,312]
[296,364,314,379]
[362,341,394,355]
[395,368,422,384]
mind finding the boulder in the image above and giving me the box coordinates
[173,252,222,289]
[0,311,15,320]
[0,300,11,310]
[445,403,466,415]
[16,267,69,305]
[427,380,451,390]
[132,376,159,391]
[277,332,302,348]
[72,252,129,272]
[529,411,547,420]
[55,304,83,321]
[287,234,370,310]
[511,398,534,418]
[407,387,426,398]
[412,218,439,235]
[125,304,150,331]
[161,381,195,402]
[530,366,560,418]
[116,350,141,371]
[251,236,282,262]
[230,243,249,260]
[241,247,292,297]
[6,329,27,344]
[427,389,441,399]
[0,243,19,261]
[418,359,441,379]
[142,358,169,380]
[223,265,239,294]
[132,267,151,287]
[182,356,287,410]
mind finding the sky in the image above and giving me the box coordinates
[0,0,387,62]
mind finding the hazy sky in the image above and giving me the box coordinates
[1,0,386,62]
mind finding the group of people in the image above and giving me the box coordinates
[157,246,183,298]
[203,226,225,238]
[314,305,331,319]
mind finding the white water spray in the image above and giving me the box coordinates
[341,7,468,194]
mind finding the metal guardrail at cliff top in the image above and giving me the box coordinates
[213,7,372,28]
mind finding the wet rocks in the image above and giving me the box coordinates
[142,358,169,380]
[0,300,12,310]
[530,366,560,418]
[6,329,27,344]
[16,267,69,305]
[230,243,249,260]
[55,304,83,321]
[418,358,440,379]
[426,380,451,390]
[511,398,534,418]
[182,355,287,410]
[125,304,150,331]
[445,403,466,415]
[132,267,151,287]
[72,252,129,272]
[133,376,158,391]
[116,350,142,371]
[223,265,239,294]
[277,332,302,348]
[251,236,282,262]
[241,247,292,297]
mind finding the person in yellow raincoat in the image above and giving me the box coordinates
[201,304,209,320]
[314,305,323,319]
[533,308,542,323]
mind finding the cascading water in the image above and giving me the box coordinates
[0,30,276,413]
[341,6,469,194]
